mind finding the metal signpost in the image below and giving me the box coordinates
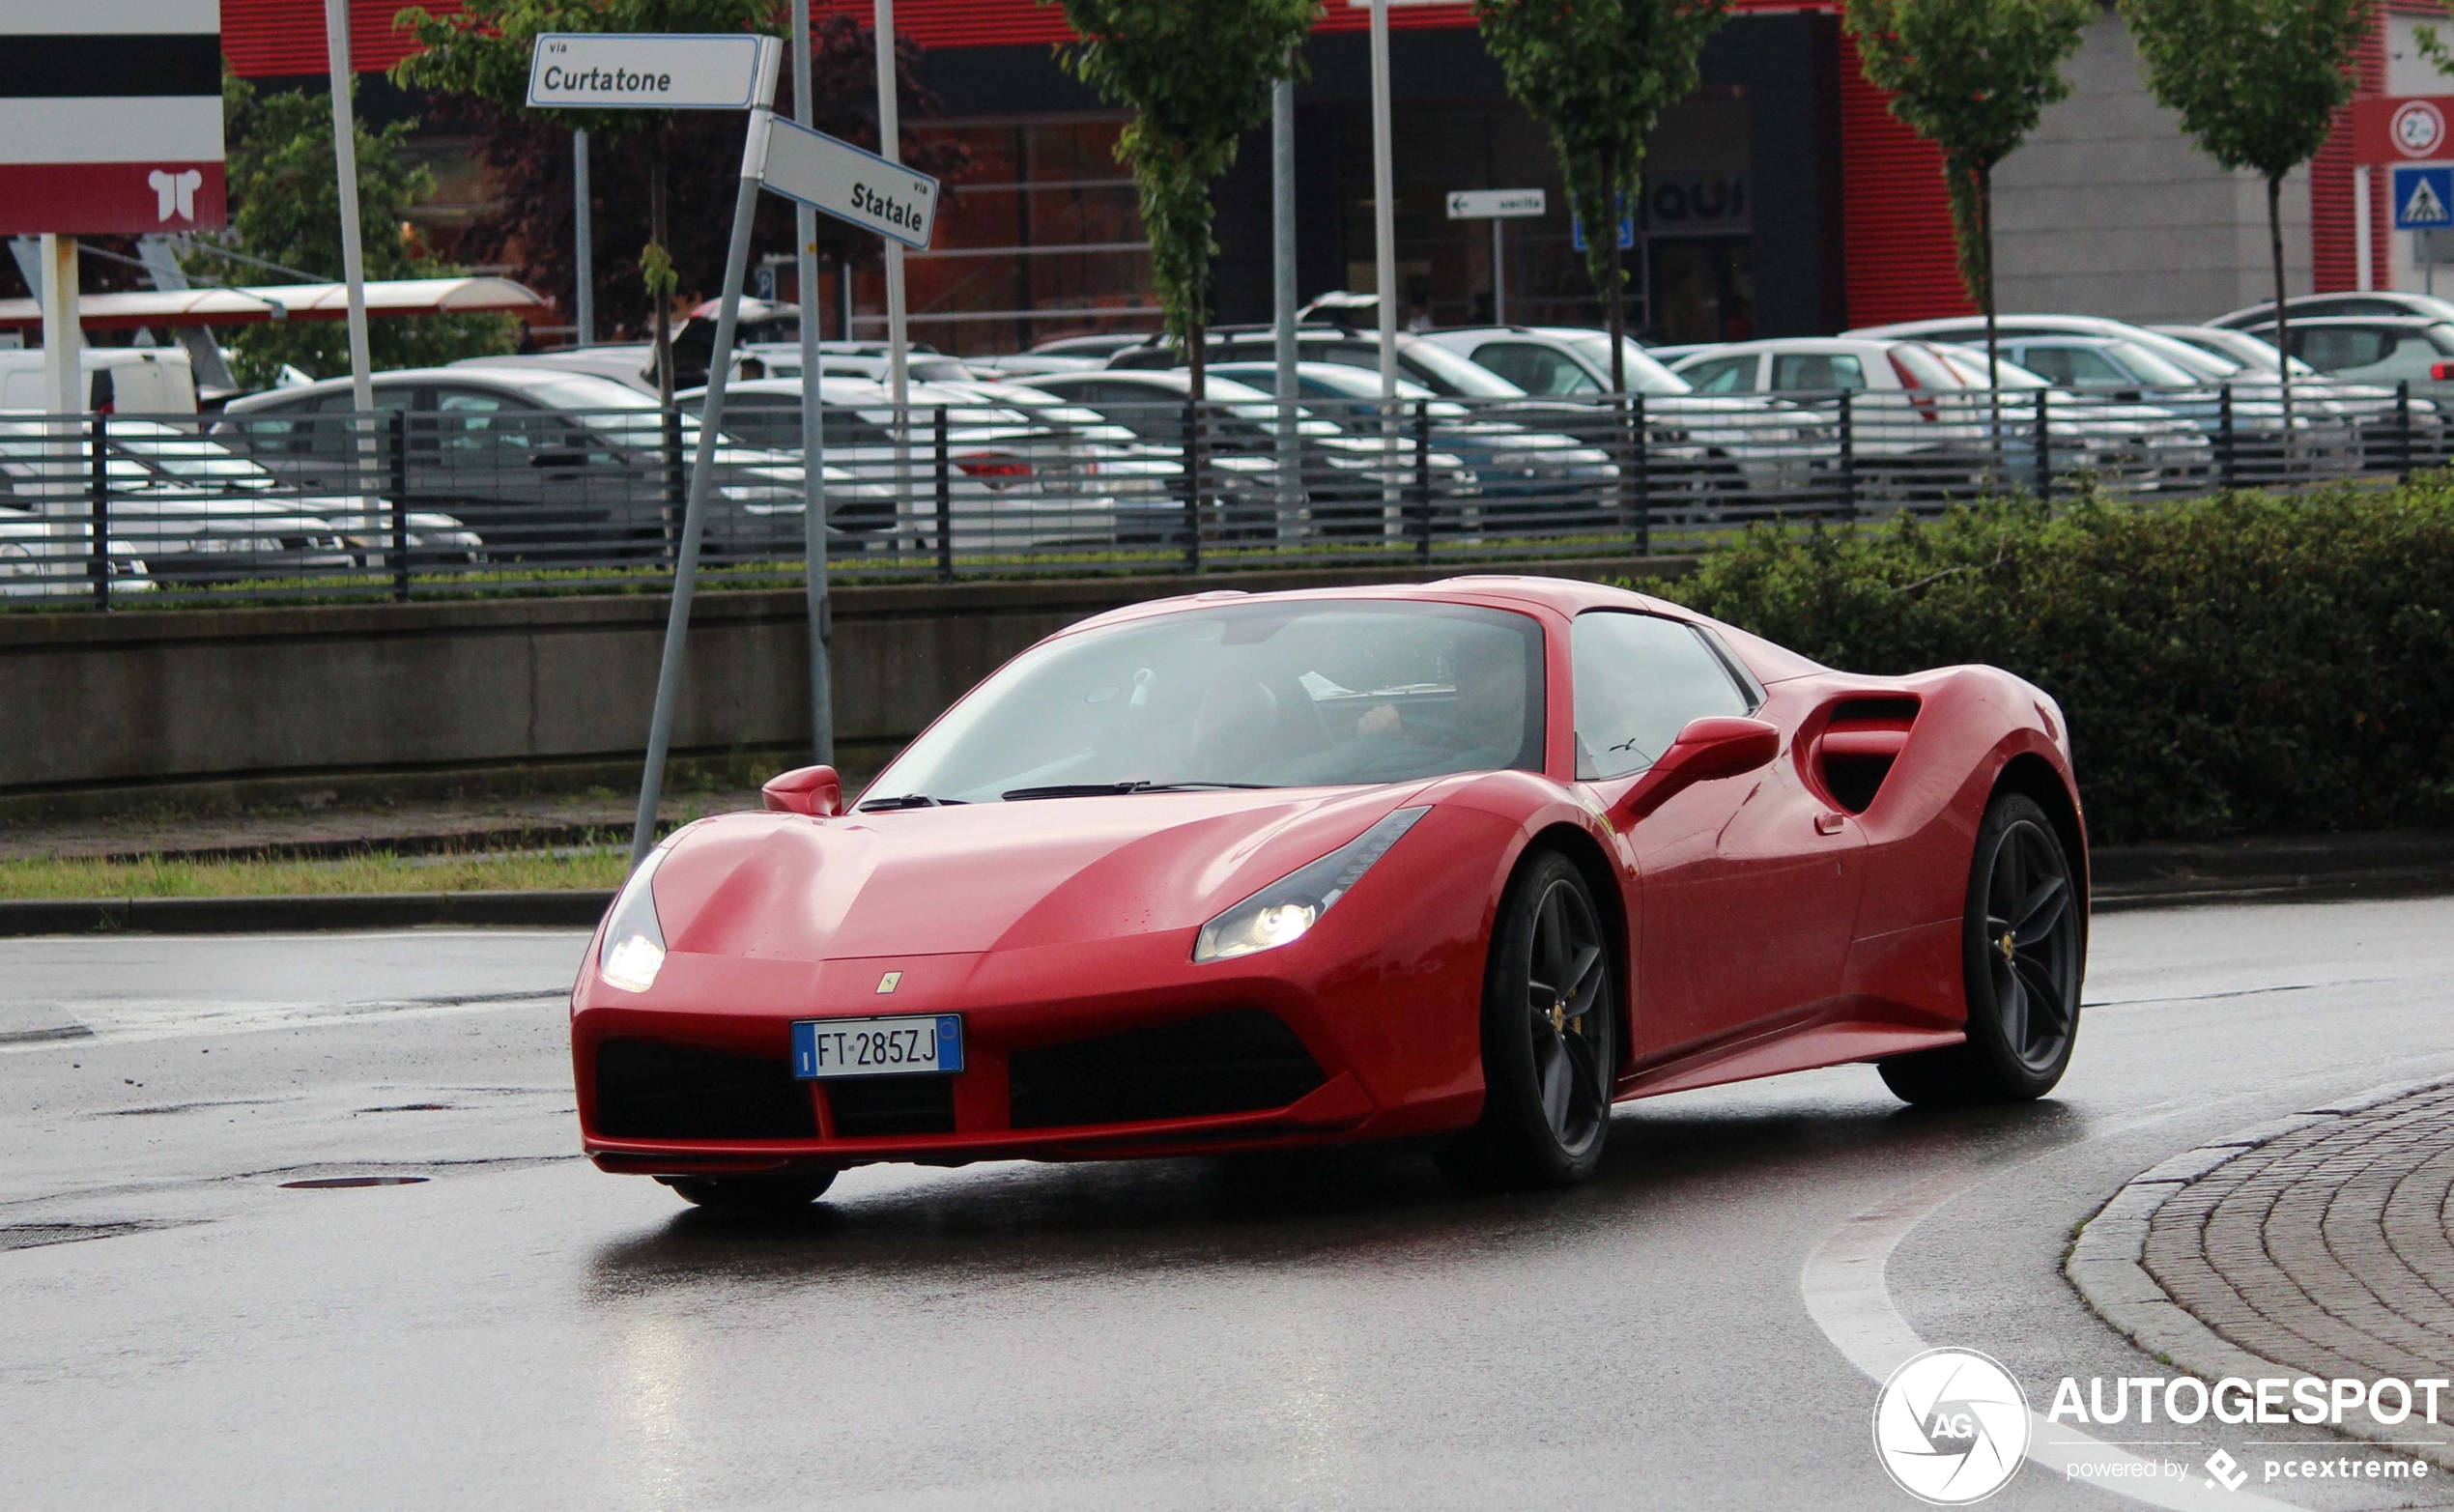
[2354,95,2454,296]
[611,34,943,867]
[1445,188,1545,325]
[2395,163,2454,295]
[792,0,832,768]
[0,0,226,417]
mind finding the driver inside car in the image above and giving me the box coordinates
[1252,632,1529,785]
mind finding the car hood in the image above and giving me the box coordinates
[650,784,1427,960]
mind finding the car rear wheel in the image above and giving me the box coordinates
[1879,792,2084,1105]
[1439,850,1618,1189]
[667,1170,837,1212]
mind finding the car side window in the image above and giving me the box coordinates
[1681,356,1757,393]
[1474,342,1600,395]
[1771,353,1867,392]
[434,387,540,450]
[1572,612,1755,782]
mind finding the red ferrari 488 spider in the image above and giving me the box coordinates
[572,575,2085,1209]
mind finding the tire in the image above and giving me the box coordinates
[1879,791,2084,1105]
[667,1169,837,1212]
[1438,850,1619,1189]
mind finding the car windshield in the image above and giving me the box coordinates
[106,420,272,482]
[514,374,709,442]
[1395,341,1530,398]
[1213,365,1471,422]
[2102,342,2202,385]
[1931,349,2051,389]
[867,600,1547,804]
[1559,333,1695,396]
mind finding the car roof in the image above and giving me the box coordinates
[2234,314,2454,328]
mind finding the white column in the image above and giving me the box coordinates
[38,234,79,418]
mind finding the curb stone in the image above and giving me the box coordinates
[0,890,615,937]
[2065,1074,2454,1472]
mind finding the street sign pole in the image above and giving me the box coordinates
[793,0,834,767]
[573,129,594,345]
[1271,72,1299,536]
[1492,219,1503,325]
[630,38,786,870]
[1447,190,1546,325]
[874,0,910,538]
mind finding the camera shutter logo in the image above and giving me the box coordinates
[1872,1348,2031,1504]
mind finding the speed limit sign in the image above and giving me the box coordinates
[2393,100,2446,157]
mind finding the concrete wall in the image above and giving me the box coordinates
[0,558,1687,813]
[1992,8,2314,325]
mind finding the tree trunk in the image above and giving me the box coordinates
[1187,312,1206,403]
[2268,172,2291,424]
[650,125,674,409]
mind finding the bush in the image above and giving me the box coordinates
[1659,485,2454,844]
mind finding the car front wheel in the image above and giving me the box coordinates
[1880,791,2084,1105]
[1439,850,1618,1189]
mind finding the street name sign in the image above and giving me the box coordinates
[753,115,940,249]
[2394,165,2454,230]
[528,34,772,110]
[0,0,225,235]
[1446,188,1546,220]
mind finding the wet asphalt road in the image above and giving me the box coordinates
[6,898,2454,1511]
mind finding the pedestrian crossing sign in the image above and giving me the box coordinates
[2394,164,2454,230]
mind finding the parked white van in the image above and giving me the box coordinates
[0,347,198,414]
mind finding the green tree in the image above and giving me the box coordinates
[195,74,515,389]
[1049,0,1318,398]
[1475,0,1728,390]
[393,0,775,405]
[1843,0,2091,391]
[2122,0,2376,405]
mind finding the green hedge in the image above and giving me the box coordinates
[1658,485,2454,845]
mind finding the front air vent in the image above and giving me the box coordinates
[1009,1010,1327,1130]
[1817,697,1921,813]
[593,1038,818,1140]
[826,1075,956,1138]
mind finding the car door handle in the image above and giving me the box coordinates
[1814,812,1846,835]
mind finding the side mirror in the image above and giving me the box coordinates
[761,764,842,816]
[1611,716,1781,825]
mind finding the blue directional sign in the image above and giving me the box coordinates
[2394,164,2454,231]
[1570,212,1636,252]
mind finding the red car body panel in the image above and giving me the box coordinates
[570,576,2084,1177]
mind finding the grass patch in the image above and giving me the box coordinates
[0,848,630,899]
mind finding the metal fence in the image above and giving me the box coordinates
[0,380,2438,608]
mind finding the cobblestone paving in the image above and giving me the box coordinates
[2144,1085,2454,1457]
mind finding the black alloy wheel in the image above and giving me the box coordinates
[1440,849,1619,1189]
[1880,791,2084,1105]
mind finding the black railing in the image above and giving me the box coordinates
[0,383,2439,608]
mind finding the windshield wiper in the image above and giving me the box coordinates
[1000,781,1276,801]
[856,793,966,812]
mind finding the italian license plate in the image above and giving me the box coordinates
[791,1013,964,1079]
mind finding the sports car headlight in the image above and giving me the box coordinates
[598,847,671,993]
[1193,807,1428,963]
